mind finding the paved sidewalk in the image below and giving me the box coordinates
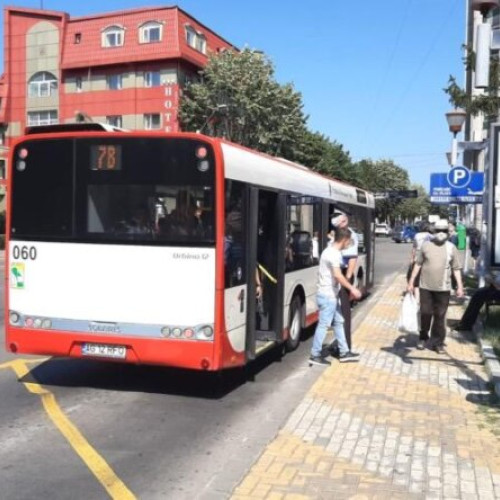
[231,274,500,499]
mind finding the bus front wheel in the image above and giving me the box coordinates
[285,296,303,352]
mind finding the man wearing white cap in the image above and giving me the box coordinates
[408,219,464,353]
[330,212,359,350]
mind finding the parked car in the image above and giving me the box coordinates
[392,225,418,243]
[374,223,391,237]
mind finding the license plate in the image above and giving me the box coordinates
[82,343,126,359]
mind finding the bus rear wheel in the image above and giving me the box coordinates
[285,296,303,352]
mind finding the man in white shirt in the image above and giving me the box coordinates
[310,227,362,366]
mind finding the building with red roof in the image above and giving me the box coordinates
[0,5,235,180]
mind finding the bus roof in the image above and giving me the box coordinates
[218,140,375,209]
[25,123,129,135]
[16,128,374,208]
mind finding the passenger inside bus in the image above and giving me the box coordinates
[289,230,313,268]
[169,189,197,237]
[225,198,244,287]
[126,206,152,235]
[257,196,278,331]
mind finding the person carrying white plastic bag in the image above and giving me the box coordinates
[398,292,419,333]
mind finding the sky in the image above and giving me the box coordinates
[0,0,466,189]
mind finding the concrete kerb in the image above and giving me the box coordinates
[474,320,500,399]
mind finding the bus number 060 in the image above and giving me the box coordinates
[12,245,37,260]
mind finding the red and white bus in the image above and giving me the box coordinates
[5,125,375,371]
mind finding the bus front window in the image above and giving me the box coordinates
[11,137,216,245]
[87,184,214,243]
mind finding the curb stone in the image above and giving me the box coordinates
[475,320,500,399]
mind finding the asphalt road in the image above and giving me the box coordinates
[0,238,409,500]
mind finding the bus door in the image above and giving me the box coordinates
[245,188,285,359]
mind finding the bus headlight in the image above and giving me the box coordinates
[9,311,20,325]
[161,327,171,337]
[202,326,213,338]
[172,327,182,337]
[42,319,52,329]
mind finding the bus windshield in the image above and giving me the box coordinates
[11,137,216,245]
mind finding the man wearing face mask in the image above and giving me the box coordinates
[407,219,464,353]
[330,212,359,350]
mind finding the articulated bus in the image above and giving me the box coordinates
[5,125,375,371]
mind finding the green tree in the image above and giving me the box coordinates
[444,44,500,117]
[352,159,410,221]
[298,130,356,183]
[179,49,308,160]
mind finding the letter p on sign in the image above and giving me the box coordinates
[447,166,471,188]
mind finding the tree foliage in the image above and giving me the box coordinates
[179,48,424,219]
[297,130,354,182]
[444,44,500,117]
[179,49,308,160]
[352,159,410,221]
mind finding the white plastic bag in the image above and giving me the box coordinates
[398,292,419,333]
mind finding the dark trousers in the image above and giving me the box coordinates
[460,285,500,328]
[339,286,352,349]
[419,289,450,346]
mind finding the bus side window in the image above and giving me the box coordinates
[286,196,318,271]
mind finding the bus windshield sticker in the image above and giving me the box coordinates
[11,263,25,289]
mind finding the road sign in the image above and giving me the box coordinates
[373,190,418,200]
[429,168,484,204]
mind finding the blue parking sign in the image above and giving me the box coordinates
[430,167,484,204]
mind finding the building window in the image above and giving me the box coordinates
[74,33,82,44]
[139,21,162,43]
[102,25,125,48]
[106,115,123,128]
[144,71,161,87]
[76,76,83,92]
[186,26,196,48]
[27,110,58,126]
[28,72,58,98]
[196,34,206,54]
[144,113,161,130]
[185,26,206,54]
[106,74,123,90]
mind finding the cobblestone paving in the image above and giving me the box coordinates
[231,275,500,499]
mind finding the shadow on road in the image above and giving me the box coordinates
[21,328,316,399]
[380,332,419,364]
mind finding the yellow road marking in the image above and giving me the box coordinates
[6,359,136,499]
[0,357,49,370]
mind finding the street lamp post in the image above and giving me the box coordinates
[445,108,467,166]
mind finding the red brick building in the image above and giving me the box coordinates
[0,5,235,175]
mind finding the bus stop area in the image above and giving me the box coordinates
[231,273,500,500]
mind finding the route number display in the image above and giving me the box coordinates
[90,145,122,171]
